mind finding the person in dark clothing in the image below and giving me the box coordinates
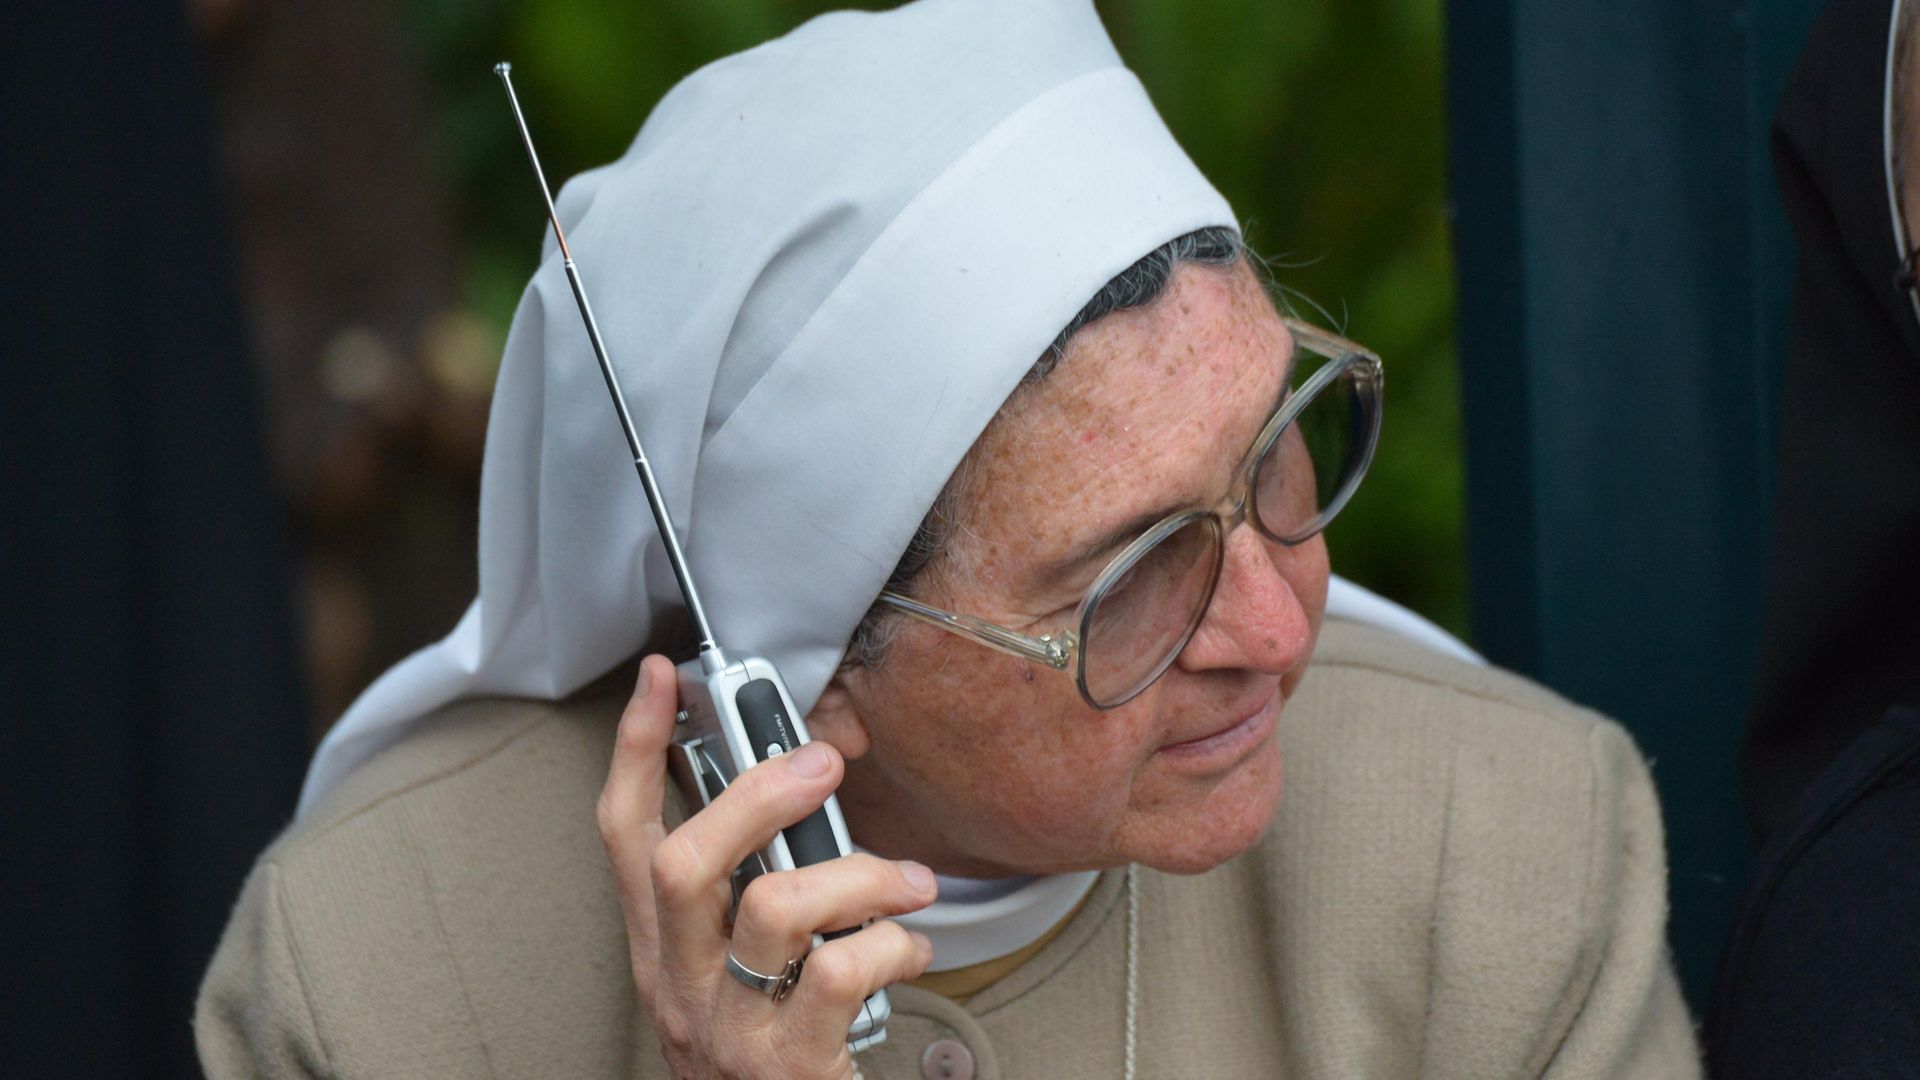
[1710,0,1920,1073]
[1744,0,1920,842]
[1708,708,1920,1077]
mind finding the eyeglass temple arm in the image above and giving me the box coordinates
[1280,317,1378,363]
[876,593,1073,670]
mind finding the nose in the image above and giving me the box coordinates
[1176,524,1317,677]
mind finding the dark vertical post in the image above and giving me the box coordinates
[1445,0,1823,1006]
[0,4,311,1075]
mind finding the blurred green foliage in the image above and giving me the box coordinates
[401,0,1467,637]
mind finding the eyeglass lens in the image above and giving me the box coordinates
[1080,515,1223,707]
[1253,364,1375,542]
[1076,360,1376,707]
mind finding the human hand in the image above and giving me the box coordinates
[597,654,938,1079]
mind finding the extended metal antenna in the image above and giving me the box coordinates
[495,62,725,673]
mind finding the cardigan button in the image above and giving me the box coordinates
[920,1037,976,1079]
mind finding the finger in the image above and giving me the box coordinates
[598,654,680,878]
[596,657,681,972]
[784,920,932,1049]
[652,738,845,917]
[729,855,937,977]
[649,738,846,981]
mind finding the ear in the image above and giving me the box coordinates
[806,671,872,761]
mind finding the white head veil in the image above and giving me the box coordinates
[298,0,1239,815]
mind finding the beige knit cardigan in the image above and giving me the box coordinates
[196,620,1701,1078]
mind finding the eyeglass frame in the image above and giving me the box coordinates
[1890,0,1920,327]
[875,317,1384,710]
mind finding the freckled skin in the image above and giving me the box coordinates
[810,262,1330,877]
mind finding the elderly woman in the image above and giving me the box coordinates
[197,1,1700,1077]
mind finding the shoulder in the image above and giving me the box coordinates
[1238,617,1696,1075]
[1285,616,1645,833]
[1278,619,1650,888]
[264,667,629,944]
[1272,615,1650,957]
[293,665,633,843]
[1301,614,1596,725]
[197,665,646,1078]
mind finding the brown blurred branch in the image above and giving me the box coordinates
[204,0,493,730]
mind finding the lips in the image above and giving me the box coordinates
[1159,685,1280,756]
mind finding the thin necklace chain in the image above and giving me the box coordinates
[1124,863,1139,1080]
[851,865,1138,1080]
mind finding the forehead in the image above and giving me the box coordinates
[951,261,1292,590]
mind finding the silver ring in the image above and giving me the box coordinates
[725,950,805,1001]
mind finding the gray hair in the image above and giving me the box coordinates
[843,225,1248,669]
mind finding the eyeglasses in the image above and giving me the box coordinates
[1889,2,1920,327]
[877,318,1383,709]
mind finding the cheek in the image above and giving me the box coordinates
[1127,736,1284,873]
[987,685,1150,821]
[868,644,1154,847]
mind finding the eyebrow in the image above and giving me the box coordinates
[1039,503,1193,587]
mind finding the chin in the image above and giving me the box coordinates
[1130,738,1284,875]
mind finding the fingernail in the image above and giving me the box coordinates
[636,660,652,698]
[900,861,936,895]
[911,931,933,955]
[788,742,832,777]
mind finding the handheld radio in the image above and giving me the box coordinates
[495,62,890,1053]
